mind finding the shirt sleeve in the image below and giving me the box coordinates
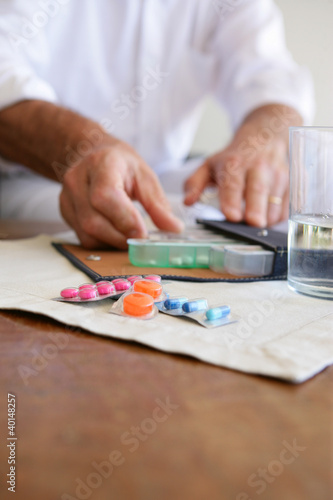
[0,5,58,111]
[208,0,315,129]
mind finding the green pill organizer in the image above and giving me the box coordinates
[127,229,240,269]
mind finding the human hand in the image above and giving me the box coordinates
[60,141,184,249]
[183,106,297,228]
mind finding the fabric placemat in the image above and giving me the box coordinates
[0,234,332,383]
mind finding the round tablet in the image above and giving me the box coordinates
[78,288,98,300]
[123,292,154,317]
[113,279,131,292]
[133,280,163,299]
[96,282,115,295]
[60,287,79,299]
[144,274,161,283]
[127,275,143,284]
[79,283,96,290]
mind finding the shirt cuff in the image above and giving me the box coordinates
[0,64,57,110]
[220,67,315,130]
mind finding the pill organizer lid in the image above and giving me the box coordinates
[197,220,287,251]
[224,245,274,256]
[127,239,225,247]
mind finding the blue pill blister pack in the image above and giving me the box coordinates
[156,297,238,328]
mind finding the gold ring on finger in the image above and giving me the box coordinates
[268,195,283,206]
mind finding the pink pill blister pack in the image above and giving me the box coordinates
[53,275,162,303]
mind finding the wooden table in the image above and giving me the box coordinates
[0,221,332,500]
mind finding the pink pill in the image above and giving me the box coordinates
[127,275,143,284]
[112,278,126,284]
[61,287,79,299]
[114,280,131,291]
[144,274,161,283]
[96,282,115,295]
[79,288,98,300]
[79,283,96,290]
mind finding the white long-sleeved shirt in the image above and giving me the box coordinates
[0,0,314,172]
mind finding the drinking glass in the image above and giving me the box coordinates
[288,127,333,299]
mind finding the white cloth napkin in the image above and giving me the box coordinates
[1,234,332,383]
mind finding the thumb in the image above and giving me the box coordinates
[183,161,211,206]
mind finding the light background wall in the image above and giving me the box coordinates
[191,0,333,155]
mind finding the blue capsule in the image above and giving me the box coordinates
[205,305,231,321]
[182,299,208,313]
[164,297,188,310]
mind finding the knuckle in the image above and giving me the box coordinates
[214,164,243,188]
[90,187,109,210]
[214,168,229,186]
[88,147,114,165]
[275,166,289,185]
[217,171,243,190]
[115,214,130,231]
[249,178,270,195]
[253,160,269,174]
[227,175,243,190]
[80,216,98,237]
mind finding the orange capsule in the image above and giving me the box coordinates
[133,280,163,299]
[123,292,154,317]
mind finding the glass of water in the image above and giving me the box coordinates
[288,127,333,299]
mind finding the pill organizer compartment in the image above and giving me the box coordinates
[224,245,275,276]
[128,229,240,268]
[128,239,228,268]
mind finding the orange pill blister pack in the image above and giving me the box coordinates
[109,279,167,320]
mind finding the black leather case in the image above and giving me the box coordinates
[197,219,288,279]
